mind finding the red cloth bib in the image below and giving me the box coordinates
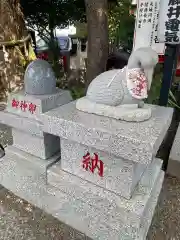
[126,68,148,100]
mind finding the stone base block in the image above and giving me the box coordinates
[48,158,163,234]
[0,110,43,137]
[167,124,180,178]
[12,129,60,159]
[6,89,72,120]
[0,149,163,240]
[41,101,173,165]
[0,148,164,240]
[4,145,60,175]
[49,170,163,240]
[61,138,147,199]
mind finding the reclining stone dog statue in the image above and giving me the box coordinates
[76,47,158,122]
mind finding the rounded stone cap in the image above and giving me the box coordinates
[24,59,56,95]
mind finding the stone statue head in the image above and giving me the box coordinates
[127,47,158,90]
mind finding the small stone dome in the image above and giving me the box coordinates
[24,59,56,95]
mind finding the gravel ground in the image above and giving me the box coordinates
[0,122,180,240]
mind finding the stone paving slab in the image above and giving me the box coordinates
[0,186,91,240]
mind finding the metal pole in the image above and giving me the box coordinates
[159,44,179,106]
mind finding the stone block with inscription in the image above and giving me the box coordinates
[61,138,147,199]
[6,89,72,121]
[40,100,173,239]
[1,88,72,160]
[0,59,72,171]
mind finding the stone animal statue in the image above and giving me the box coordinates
[76,47,158,122]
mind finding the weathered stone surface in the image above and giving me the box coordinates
[0,110,43,137]
[0,88,71,160]
[167,123,180,178]
[85,48,158,107]
[60,138,147,199]
[0,150,164,240]
[6,89,72,120]
[48,158,162,231]
[5,145,60,175]
[41,101,173,164]
[24,59,57,95]
[76,97,152,122]
[12,129,60,160]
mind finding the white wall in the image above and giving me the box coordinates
[131,0,137,5]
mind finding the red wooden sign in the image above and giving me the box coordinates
[158,55,180,76]
[11,99,36,114]
[82,152,104,177]
[158,55,165,64]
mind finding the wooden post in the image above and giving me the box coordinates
[159,44,180,106]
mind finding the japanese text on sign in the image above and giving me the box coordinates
[158,0,180,44]
[133,0,165,55]
[137,1,154,29]
[82,152,104,177]
[165,0,180,42]
[11,99,36,114]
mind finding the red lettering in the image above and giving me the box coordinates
[20,101,28,112]
[11,98,19,108]
[82,152,91,171]
[82,152,104,177]
[29,103,36,114]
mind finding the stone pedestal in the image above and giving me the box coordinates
[6,89,72,120]
[167,123,180,178]
[0,89,72,173]
[61,138,147,199]
[12,129,60,159]
[40,101,173,239]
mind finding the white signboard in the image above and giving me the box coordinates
[133,0,165,55]
[158,0,180,44]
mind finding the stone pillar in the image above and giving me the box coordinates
[41,101,173,240]
[0,59,72,178]
[167,123,180,178]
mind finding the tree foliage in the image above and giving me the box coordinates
[20,0,118,39]
[0,0,27,101]
[20,0,87,77]
[20,0,86,40]
[108,0,135,52]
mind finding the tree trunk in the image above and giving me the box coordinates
[85,0,109,86]
[0,0,26,102]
